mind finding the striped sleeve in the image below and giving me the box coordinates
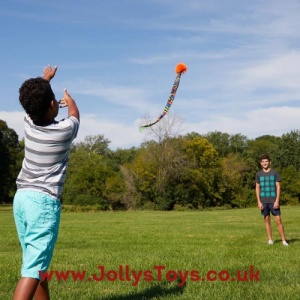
[16,115,80,199]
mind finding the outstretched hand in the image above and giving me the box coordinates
[58,89,80,120]
[58,89,74,108]
[43,65,57,81]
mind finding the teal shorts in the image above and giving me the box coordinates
[13,190,61,280]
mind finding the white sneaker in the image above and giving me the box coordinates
[268,240,274,245]
[282,241,289,246]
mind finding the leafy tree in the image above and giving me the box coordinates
[75,134,111,155]
[62,148,114,205]
[125,136,187,210]
[108,147,138,172]
[220,153,255,207]
[175,136,221,208]
[205,131,248,157]
[58,128,300,210]
[128,114,186,210]
[229,133,248,155]
[104,174,127,209]
[204,131,231,157]
[0,120,22,202]
[276,130,300,170]
[125,143,161,208]
[246,135,281,168]
[112,147,137,164]
[125,135,222,210]
[280,166,300,205]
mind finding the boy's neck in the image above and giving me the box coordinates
[262,167,271,172]
[33,118,55,126]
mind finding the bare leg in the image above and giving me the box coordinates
[34,279,50,300]
[274,216,287,242]
[13,278,50,300]
[264,215,272,241]
[13,277,39,300]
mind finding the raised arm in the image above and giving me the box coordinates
[42,65,57,82]
[60,89,80,122]
[41,65,79,121]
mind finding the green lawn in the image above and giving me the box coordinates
[0,206,299,300]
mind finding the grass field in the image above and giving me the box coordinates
[0,205,299,300]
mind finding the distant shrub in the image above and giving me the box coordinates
[61,205,76,213]
[141,201,156,210]
[74,194,97,206]
[155,197,175,211]
[173,204,193,211]
[74,194,109,210]
[214,204,232,210]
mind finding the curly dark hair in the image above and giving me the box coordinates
[19,77,55,123]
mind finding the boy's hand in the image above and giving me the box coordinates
[58,98,67,108]
[273,201,280,209]
[43,65,57,81]
[59,89,80,121]
[59,89,74,108]
[258,202,263,210]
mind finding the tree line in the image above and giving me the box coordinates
[1,118,300,210]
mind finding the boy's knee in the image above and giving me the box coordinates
[274,216,282,225]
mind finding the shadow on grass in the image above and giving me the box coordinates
[273,238,299,244]
[286,238,299,244]
[95,280,186,300]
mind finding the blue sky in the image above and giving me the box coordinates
[1,0,300,149]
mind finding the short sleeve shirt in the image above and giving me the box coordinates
[255,169,281,203]
[16,115,80,199]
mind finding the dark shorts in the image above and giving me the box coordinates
[261,202,281,217]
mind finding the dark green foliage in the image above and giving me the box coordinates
[74,194,109,210]
[0,121,22,203]
[276,130,300,169]
[2,117,300,210]
[204,131,248,157]
[280,166,300,205]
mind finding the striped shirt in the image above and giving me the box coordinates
[16,115,80,199]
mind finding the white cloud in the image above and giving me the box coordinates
[235,51,300,90]
[78,85,150,112]
[55,79,153,113]
[0,111,143,150]
[77,114,143,149]
[0,111,25,139]
[184,106,300,138]
[2,106,300,150]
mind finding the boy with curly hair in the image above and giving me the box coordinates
[13,65,80,299]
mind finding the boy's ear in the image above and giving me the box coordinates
[50,100,56,109]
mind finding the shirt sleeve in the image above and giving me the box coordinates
[67,116,80,140]
[275,171,282,182]
[57,116,80,143]
[255,172,260,183]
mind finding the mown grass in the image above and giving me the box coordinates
[0,205,299,299]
